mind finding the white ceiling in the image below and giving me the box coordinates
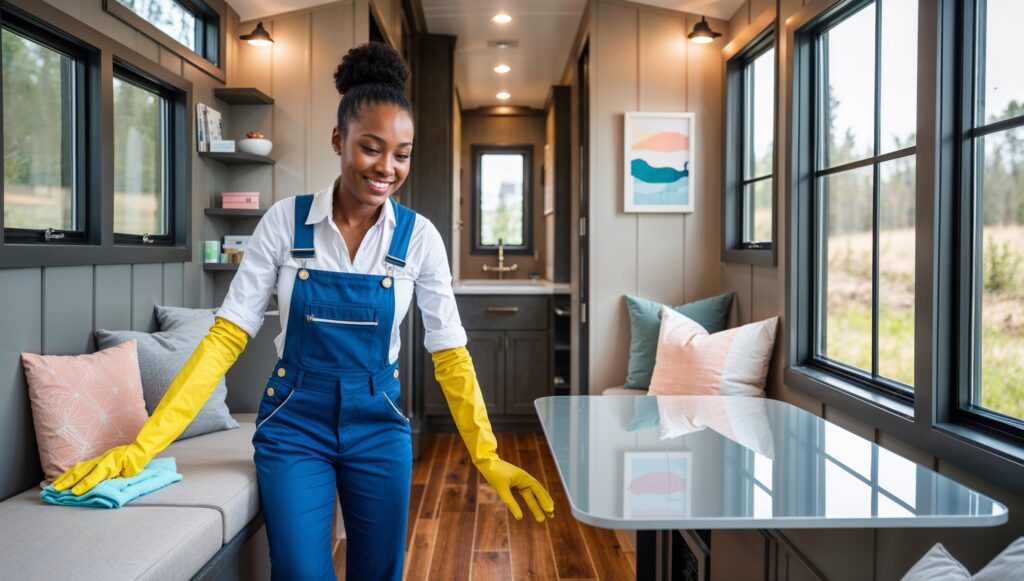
[227,1,743,108]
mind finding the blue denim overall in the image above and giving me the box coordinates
[252,195,415,580]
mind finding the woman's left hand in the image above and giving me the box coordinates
[476,457,555,522]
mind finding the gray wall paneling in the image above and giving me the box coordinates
[43,266,95,355]
[0,270,43,500]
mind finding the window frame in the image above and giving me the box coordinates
[470,144,534,256]
[103,0,226,83]
[723,25,778,266]
[951,0,1024,441]
[111,62,183,247]
[0,0,191,268]
[785,0,1024,495]
[0,9,94,245]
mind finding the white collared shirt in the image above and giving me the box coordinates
[217,185,467,362]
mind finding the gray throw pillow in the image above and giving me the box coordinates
[95,307,238,441]
[624,292,734,389]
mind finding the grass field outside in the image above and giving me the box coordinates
[822,225,1024,420]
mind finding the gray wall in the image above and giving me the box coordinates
[714,1,1024,579]
[585,0,727,392]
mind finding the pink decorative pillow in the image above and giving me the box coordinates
[649,306,778,397]
[21,339,148,487]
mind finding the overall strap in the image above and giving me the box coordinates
[384,198,416,268]
[291,194,316,259]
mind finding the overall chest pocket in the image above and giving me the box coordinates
[300,301,379,369]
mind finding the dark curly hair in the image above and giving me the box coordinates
[333,42,412,133]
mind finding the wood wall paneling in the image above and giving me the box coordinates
[683,14,724,305]
[310,3,355,192]
[272,14,311,198]
[636,10,687,306]
[589,0,639,393]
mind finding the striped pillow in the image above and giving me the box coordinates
[649,306,778,397]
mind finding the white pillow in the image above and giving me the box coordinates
[649,306,778,397]
[901,543,969,581]
[972,537,1024,580]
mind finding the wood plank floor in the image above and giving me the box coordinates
[332,431,637,580]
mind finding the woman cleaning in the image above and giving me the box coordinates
[51,42,554,580]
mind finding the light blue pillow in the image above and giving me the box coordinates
[628,396,660,432]
[623,292,734,389]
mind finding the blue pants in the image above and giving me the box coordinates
[253,365,412,580]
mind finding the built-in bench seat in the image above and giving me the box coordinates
[0,414,265,580]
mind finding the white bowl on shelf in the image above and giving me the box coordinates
[237,138,272,156]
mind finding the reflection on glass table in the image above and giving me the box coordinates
[535,396,1007,530]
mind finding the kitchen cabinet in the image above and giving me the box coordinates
[421,295,551,418]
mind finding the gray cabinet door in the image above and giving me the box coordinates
[467,330,504,413]
[504,331,550,415]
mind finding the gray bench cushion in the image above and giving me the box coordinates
[603,386,648,395]
[0,488,222,581]
[136,415,258,543]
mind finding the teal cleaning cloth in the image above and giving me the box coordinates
[40,457,182,509]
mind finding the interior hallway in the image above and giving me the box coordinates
[332,432,637,580]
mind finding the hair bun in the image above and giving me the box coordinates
[334,42,409,95]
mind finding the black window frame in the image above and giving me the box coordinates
[951,0,1024,441]
[111,62,183,247]
[801,0,918,403]
[723,25,778,266]
[0,0,191,269]
[470,144,534,255]
[786,0,1024,495]
[103,0,226,83]
[0,7,95,246]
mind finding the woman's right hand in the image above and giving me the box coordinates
[51,443,149,495]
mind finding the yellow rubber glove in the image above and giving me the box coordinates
[433,346,555,522]
[52,316,249,495]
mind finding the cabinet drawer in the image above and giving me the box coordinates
[457,295,549,330]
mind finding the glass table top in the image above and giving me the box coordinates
[534,396,1008,530]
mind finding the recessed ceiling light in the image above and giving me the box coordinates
[493,13,512,24]
[494,64,511,74]
[496,91,511,100]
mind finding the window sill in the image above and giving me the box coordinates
[785,365,1024,492]
[785,365,915,420]
[722,247,776,266]
[0,243,190,269]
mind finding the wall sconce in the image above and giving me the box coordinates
[240,22,274,46]
[688,16,721,44]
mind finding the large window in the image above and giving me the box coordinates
[724,28,776,265]
[1,20,87,243]
[789,0,1024,490]
[0,0,190,268]
[110,0,220,69]
[962,0,1024,425]
[472,145,533,254]
[811,0,918,395]
[113,70,172,242]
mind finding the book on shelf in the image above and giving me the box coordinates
[195,103,224,152]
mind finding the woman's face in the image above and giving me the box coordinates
[332,102,414,208]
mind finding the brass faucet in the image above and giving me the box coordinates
[482,238,519,280]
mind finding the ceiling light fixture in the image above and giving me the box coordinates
[687,16,721,44]
[494,64,511,74]
[240,21,274,46]
[496,91,511,100]
[493,13,512,24]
